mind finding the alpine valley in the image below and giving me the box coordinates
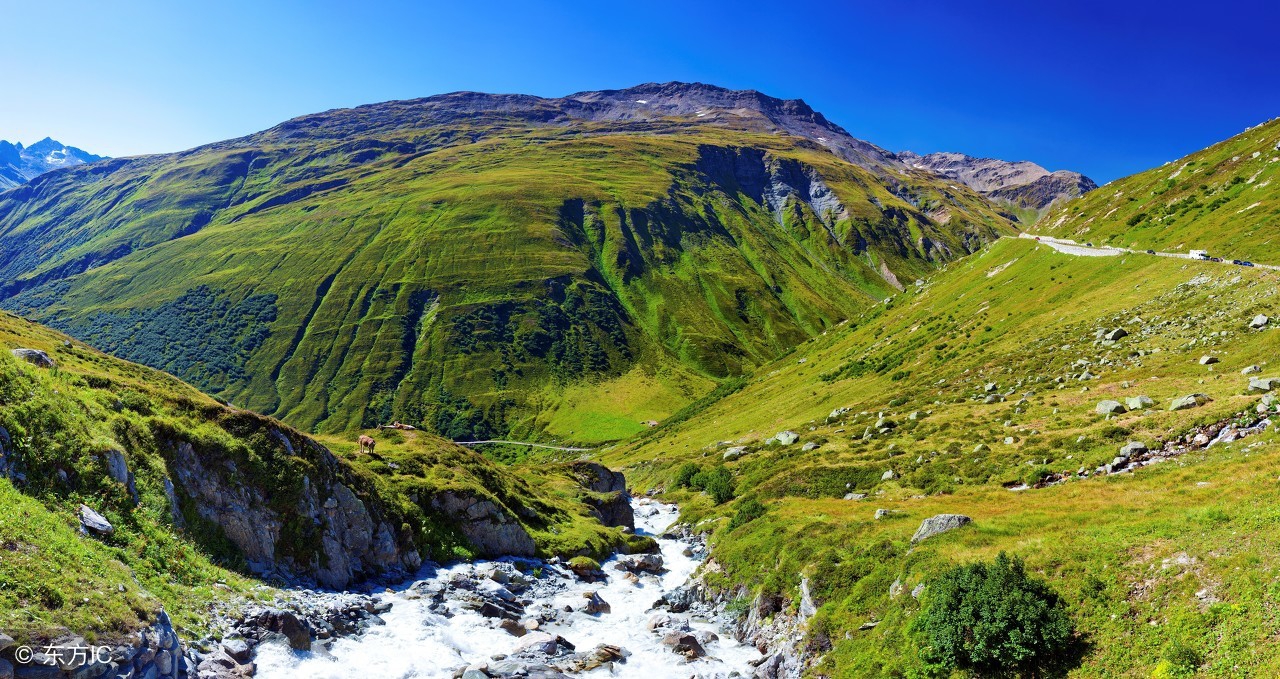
[2,82,1280,679]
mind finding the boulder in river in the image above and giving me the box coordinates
[661,631,706,659]
[910,514,972,544]
[582,591,611,615]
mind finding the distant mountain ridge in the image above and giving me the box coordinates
[896,150,1097,218]
[0,82,1020,440]
[0,137,104,189]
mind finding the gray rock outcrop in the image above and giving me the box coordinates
[910,514,973,544]
[9,348,54,368]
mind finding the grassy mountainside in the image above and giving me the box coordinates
[597,238,1280,676]
[1038,118,1280,260]
[0,311,646,645]
[0,85,1014,442]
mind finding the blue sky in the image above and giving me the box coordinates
[1,0,1276,183]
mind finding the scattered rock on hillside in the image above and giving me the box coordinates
[910,514,972,544]
[1249,377,1280,392]
[1096,400,1127,415]
[1120,441,1148,456]
[881,470,896,481]
[1243,365,1262,375]
[1251,314,1269,329]
[1105,328,1128,341]
[9,348,54,368]
[801,441,819,452]
[775,430,799,445]
[722,446,747,461]
[1125,395,1155,410]
[78,504,113,536]
[1199,355,1220,365]
[1170,394,1212,411]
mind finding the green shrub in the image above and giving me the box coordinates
[915,552,1074,676]
[691,466,735,504]
[728,497,766,529]
[672,462,701,489]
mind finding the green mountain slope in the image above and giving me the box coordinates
[600,237,1280,676]
[0,84,1014,441]
[1037,117,1280,259]
[0,311,646,645]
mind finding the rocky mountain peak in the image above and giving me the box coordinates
[0,136,104,190]
[896,150,1097,214]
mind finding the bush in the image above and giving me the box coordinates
[672,462,701,489]
[690,466,735,504]
[728,497,766,529]
[915,552,1074,676]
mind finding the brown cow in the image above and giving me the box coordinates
[358,434,376,455]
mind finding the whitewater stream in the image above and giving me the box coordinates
[254,499,760,678]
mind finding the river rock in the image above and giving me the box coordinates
[661,631,705,658]
[582,591,611,615]
[79,505,114,535]
[910,514,972,544]
[614,553,664,574]
[9,348,54,368]
[514,631,561,655]
[1095,400,1127,415]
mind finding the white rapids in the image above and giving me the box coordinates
[254,499,761,678]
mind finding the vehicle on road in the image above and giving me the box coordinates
[1086,242,1094,247]
[1145,249,1156,255]
[1240,261,1255,267]
[1232,259,1244,265]
[1210,257,1224,263]
[1191,249,1210,260]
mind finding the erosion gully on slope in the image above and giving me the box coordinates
[253,500,760,678]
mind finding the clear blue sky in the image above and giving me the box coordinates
[1,0,1276,183]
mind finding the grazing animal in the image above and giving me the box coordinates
[358,435,376,455]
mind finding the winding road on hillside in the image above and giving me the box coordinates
[1016,233,1280,271]
[455,440,594,452]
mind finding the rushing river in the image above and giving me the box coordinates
[254,499,760,678]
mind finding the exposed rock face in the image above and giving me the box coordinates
[168,426,421,589]
[430,491,537,557]
[896,150,1096,213]
[568,462,633,531]
[6,610,186,679]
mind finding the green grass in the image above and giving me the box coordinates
[596,237,1280,676]
[0,110,1014,442]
